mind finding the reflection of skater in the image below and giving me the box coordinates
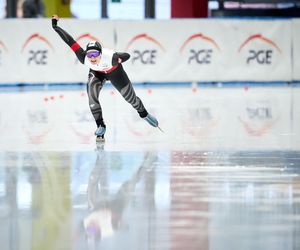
[51,15,159,142]
[83,150,156,248]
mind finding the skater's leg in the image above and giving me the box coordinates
[108,65,158,127]
[119,83,148,117]
[119,85,159,126]
[109,65,148,117]
[109,66,159,126]
[87,71,106,137]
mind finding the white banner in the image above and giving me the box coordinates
[115,19,229,82]
[0,86,297,151]
[220,19,292,82]
[0,18,296,84]
[0,19,115,83]
[116,19,292,82]
[292,19,300,81]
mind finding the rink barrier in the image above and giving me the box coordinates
[0,81,299,92]
[1,83,300,150]
[0,18,300,83]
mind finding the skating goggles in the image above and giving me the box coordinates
[86,51,101,58]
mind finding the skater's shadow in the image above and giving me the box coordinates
[80,147,157,249]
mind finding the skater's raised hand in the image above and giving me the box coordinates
[52,14,59,20]
[51,14,59,27]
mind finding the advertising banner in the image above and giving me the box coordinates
[116,19,292,82]
[221,19,292,82]
[115,19,228,82]
[0,18,296,84]
[0,87,297,151]
[292,19,300,81]
[0,19,115,83]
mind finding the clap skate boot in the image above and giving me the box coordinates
[95,125,106,142]
[144,113,159,127]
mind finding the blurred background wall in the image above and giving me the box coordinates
[0,0,299,85]
[2,0,300,19]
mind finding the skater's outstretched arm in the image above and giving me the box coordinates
[51,15,85,64]
[112,52,130,66]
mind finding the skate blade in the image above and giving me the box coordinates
[96,136,105,143]
[157,125,164,133]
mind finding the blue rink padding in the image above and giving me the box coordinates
[0,81,299,92]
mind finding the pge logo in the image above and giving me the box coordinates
[23,108,52,144]
[184,106,219,138]
[238,34,281,65]
[246,106,272,120]
[238,100,279,136]
[180,33,221,65]
[74,33,102,64]
[0,40,8,66]
[22,33,54,65]
[125,33,166,65]
[27,110,48,124]
[70,108,94,143]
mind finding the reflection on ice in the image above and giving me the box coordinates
[0,149,299,250]
[0,85,300,250]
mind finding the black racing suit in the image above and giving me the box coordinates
[52,19,148,129]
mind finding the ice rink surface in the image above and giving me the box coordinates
[0,84,300,250]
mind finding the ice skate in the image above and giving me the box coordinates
[96,134,105,143]
[95,125,106,142]
[95,140,105,150]
[144,113,159,127]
